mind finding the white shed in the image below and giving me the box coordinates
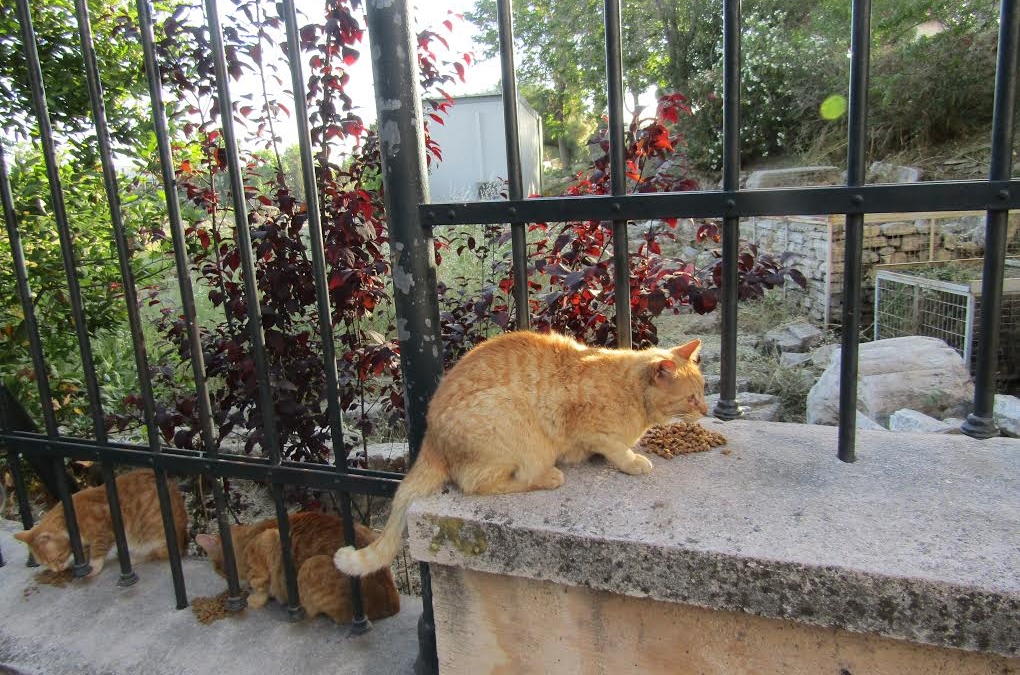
[426,93,543,202]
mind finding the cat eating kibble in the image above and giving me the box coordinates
[13,468,188,578]
[335,330,706,577]
[196,511,400,623]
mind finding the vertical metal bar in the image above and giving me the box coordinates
[496,0,530,330]
[872,279,880,341]
[963,0,1019,439]
[714,0,742,421]
[61,0,143,590]
[0,151,58,441]
[74,0,187,601]
[911,284,921,334]
[0,389,37,566]
[604,0,632,348]
[964,292,976,365]
[13,0,92,578]
[365,1,444,671]
[0,152,42,569]
[278,0,368,631]
[203,0,302,619]
[837,0,872,463]
[134,0,245,610]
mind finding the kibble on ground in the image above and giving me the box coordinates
[638,422,728,459]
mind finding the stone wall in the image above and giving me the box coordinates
[409,420,1020,674]
[739,165,1020,326]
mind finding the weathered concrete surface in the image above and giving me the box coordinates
[0,520,418,675]
[430,566,1018,675]
[408,419,1020,658]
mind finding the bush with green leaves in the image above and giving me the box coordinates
[0,148,168,436]
[869,25,998,154]
[684,12,845,171]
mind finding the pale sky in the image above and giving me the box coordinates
[268,0,501,147]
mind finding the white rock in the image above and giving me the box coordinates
[889,409,954,434]
[780,352,813,368]
[810,343,839,369]
[806,337,973,428]
[993,395,1020,438]
[764,322,825,354]
[856,412,886,431]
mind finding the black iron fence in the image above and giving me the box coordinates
[1,0,1018,674]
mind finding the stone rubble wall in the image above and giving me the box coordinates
[747,213,1020,326]
[735,165,1020,326]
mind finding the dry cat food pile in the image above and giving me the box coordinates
[34,568,74,588]
[191,591,234,624]
[639,422,728,458]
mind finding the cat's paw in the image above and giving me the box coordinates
[537,467,565,490]
[248,590,269,608]
[622,453,653,475]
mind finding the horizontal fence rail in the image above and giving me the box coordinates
[419,180,1020,226]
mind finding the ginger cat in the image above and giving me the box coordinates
[335,330,706,576]
[13,468,188,577]
[196,512,400,623]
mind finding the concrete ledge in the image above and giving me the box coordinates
[0,521,418,675]
[408,420,1020,658]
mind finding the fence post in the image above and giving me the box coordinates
[963,0,1020,439]
[714,0,742,419]
[364,0,444,672]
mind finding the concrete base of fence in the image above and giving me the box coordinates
[408,419,1020,674]
[0,521,419,675]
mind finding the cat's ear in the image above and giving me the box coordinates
[12,530,32,544]
[652,359,677,383]
[673,338,702,363]
[195,533,220,555]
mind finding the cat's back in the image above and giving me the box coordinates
[288,512,377,564]
[113,469,188,546]
[432,331,585,404]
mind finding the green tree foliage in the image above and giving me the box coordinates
[0,0,153,153]
[469,0,1001,171]
[0,148,168,433]
[0,0,177,433]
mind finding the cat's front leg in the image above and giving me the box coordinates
[85,538,111,578]
[594,440,654,475]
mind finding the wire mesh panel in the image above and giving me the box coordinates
[875,266,1020,392]
[874,272,973,358]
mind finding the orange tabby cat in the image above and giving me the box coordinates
[196,512,400,622]
[13,468,188,577]
[335,330,706,576]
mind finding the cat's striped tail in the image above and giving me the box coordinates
[334,439,449,577]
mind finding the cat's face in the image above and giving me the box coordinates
[644,338,708,423]
[13,529,72,572]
